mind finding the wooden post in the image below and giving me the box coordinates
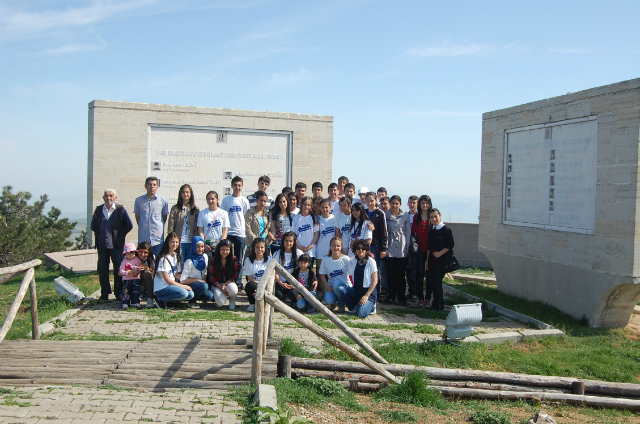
[263,291,400,384]
[0,267,35,344]
[29,274,39,340]
[273,262,388,364]
[573,380,586,395]
[267,282,275,339]
[251,260,277,385]
[349,378,359,392]
[278,355,292,378]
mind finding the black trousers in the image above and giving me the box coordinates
[429,259,445,310]
[415,251,431,301]
[406,250,417,297]
[386,257,408,302]
[275,284,299,304]
[97,247,123,297]
[139,270,154,299]
[245,280,258,305]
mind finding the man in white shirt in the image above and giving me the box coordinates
[220,176,250,288]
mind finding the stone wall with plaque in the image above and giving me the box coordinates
[88,100,332,244]
[479,78,640,328]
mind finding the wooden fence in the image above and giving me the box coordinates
[0,260,41,344]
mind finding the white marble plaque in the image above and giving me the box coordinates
[503,117,597,234]
[148,125,292,203]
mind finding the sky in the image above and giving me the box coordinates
[1,0,639,223]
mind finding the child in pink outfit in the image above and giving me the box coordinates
[119,243,143,309]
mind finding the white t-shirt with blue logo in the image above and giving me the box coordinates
[329,200,340,215]
[316,215,336,259]
[334,212,351,255]
[272,249,304,274]
[349,221,373,257]
[153,253,182,293]
[292,214,319,258]
[243,256,271,281]
[319,254,352,287]
[197,208,230,241]
[220,195,250,237]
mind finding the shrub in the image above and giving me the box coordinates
[374,372,448,409]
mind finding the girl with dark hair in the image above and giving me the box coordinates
[153,232,193,308]
[292,197,319,263]
[427,209,454,311]
[273,232,303,303]
[345,239,379,318]
[245,190,272,255]
[243,237,270,312]
[180,236,214,308]
[411,194,433,307]
[334,196,352,255]
[207,239,239,310]
[349,203,372,258]
[315,198,335,274]
[167,184,200,267]
[136,241,156,308]
[364,192,388,264]
[318,237,351,310]
[385,195,412,306]
[269,193,292,256]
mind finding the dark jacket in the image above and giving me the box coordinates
[291,268,317,289]
[427,225,454,262]
[367,209,388,254]
[91,203,134,249]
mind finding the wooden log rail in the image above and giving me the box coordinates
[0,259,41,344]
[251,260,399,386]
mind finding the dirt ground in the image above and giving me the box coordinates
[625,310,640,335]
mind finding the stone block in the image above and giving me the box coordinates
[254,384,277,422]
[518,329,564,339]
[474,332,522,346]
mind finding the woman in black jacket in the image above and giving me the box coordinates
[427,208,454,312]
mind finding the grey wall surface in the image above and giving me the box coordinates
[479,78,640,328]
[445,223,492,269]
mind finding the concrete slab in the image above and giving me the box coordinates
[474,331,522,346]
[254,384,278,422]
[518,329,565,339]
[44,250,106,274]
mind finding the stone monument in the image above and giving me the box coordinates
[88,100,333,244]
[479,78,640,328]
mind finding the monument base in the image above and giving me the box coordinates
[481,248,640,328]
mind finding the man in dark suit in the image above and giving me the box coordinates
[91,189,134,300]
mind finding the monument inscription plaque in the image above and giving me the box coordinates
[502,116,597,234]
[148,124,292,202]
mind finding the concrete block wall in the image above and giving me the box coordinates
[88,101,333,244]
[445,223,492,269]
[479,78,640,328]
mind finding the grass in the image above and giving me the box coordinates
[376,410,420,422]
[469,409,511,424]
[228,383,259,424]
[373,372,448,409]
[127,308,254,323]
[42,331,167,341]
[268,376,365,412]
[280,337,315,357]
[0,267,100,340]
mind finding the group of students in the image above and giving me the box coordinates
[121,174,455,318]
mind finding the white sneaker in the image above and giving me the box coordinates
[371,304,377,315]
[247,304,255,312]
[229,300,236,310]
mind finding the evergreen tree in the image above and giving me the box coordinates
[0,186,76,266]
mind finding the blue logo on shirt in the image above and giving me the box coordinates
[255,270,265,278]
[298,224,312,233]
[322,227,335,237]
[341,224,349,233]
[229,205,243,213]
[329,269,344,278]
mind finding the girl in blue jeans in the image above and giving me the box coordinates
[153,232,194,308]
[345,239,378,318]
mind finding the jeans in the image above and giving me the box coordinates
[355,300,376,318]
[187,281,214,303]
[227,235,246,285]
[152,244,163,258]
[154,285,195,303]
[386,257,408,302]
[122,278,141,306]
[180,243,192,268]
[97,247,123,297]
[333,281,355,307]
[296,290,317,309]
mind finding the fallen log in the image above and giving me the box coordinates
[291,357,640,397]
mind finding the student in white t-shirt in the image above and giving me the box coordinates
[348,203,373,258]
[334,196,353,255]
[287,192,300,216]
[319,237,352,310]
[220,176,250,287]
[327,183,340,215]
[292,197,319,261]
[153,232,193,308]
[243,237,271,312]
[197,191,230,253]
[315,199,336,272]
[273,232,304,304]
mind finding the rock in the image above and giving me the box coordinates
[527,411,557,424]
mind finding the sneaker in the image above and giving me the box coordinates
[155,299,167,309]
[146,298,154,308]
[121,305,128,310]
[347,309,357,315]
[337,305,346,313]
[371,304,377,315]
[247,304,255,312]
[187,303,200,309]
[424,300,432,308]
[229,300,236,310]
[236,282,244,290]
[418,300,426,307]
[133,303,142,310]
[99,294,109,301]
[328,303,337,311]
[306,307,317,314]
[411,295,418,302]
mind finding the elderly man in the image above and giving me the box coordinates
[91,189,134,300]
[134,176,169,257]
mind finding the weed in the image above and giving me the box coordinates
[414,324,441,334]
[374,372,448,409]
[376,410,420,422]
[228,383,259,424]
[469,410,511,424]
[269,377,365,411]
[252,406,314,423]
[51,318,66,328]
[280,338,314,358]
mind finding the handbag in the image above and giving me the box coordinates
[442,255,460,273]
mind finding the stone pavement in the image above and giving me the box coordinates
[0,386,238,424]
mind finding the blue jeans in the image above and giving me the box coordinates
[296,290,317,309]
[154,285,195,303]
[330,281,355,307]
[227,235,246,285]
[180,243,192,268]
[342,290,375,317]
[152,244,163,258]
[355,300,376,318]
[188,281,214,303]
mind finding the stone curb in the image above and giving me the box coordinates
[254,384,278,423]
[28,289,101,338]
[443,284,557,330]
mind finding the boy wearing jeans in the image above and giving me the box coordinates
[220,176,250,289]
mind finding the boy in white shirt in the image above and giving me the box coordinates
[327,183,340,215]
[220,176,250,288]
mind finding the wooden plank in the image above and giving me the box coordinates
[449,273,496,284]
[0,260,41,277]
[0,378,104,386]
[0,268,35,344]
[29,274,39,340]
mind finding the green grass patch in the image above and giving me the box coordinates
[42,331,166,341]
[469,409,511,424]
[128,308,254,323]
[280,337,314,358]
[228,383,259,424]
[0,267,100,340]
[269,376,365,411]
[376,410,420,422]
[374,371,448,409]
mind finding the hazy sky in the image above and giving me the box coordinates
[1,0,639,221]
